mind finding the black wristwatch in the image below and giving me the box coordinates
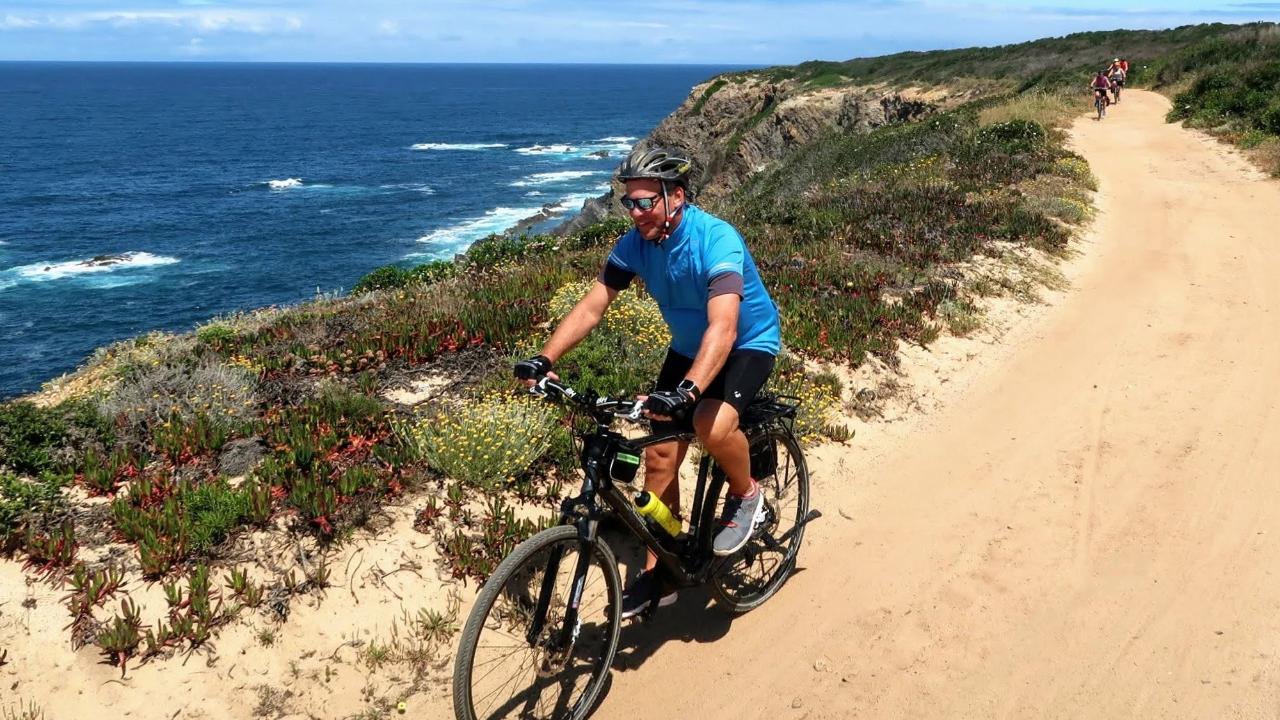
[676,378,701,402]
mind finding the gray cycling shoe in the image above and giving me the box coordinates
[713,482,766,556]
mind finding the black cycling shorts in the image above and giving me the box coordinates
[650,347,776,433]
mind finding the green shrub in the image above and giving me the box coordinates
[975,119,1048,155]
[397,392,557,491]
[409,259,457,284]
[0,402,69,476]
[0,472,67,540]
[352,265,414,295]
[765,359,845,445]
[183,480,250,551]
[561,218,630,251]
[542,280,669,397]
[196,324,236,347]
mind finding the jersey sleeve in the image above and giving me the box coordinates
[599,230,639,290]
[705,225,746,299]
[597,260,635,290]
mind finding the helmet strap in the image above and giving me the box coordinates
[658,182,683,244]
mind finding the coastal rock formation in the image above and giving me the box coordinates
[555,75,983,235]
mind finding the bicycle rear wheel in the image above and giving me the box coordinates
[453,525,622,720]
[709,427,810,613]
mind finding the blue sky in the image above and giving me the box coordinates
[1,0,1277,63]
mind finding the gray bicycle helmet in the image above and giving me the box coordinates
[618,147,693,189]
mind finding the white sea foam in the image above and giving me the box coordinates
[412,185,610,260]
[514,144,577,156]
[524,191,544,197]
[379,183,435,194]
[415,206,547,252]
[410,142,508,151]
[17,252,179,279]
[549,188,608,212]
[510,170,608,187]
[266,178,304,190]
[594,136,637,143]
[0,249,177,288]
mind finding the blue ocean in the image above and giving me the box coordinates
[0,62,743,399]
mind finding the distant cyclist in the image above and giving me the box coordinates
[1091,70,1112,118]
[514,146,782,618]
[1108,61,1127,103]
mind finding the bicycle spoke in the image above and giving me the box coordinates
[458,530,620,720]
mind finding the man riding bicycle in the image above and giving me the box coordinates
[515,146,782,619]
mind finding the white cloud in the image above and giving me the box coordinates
[0,9,304,35]
[1,14,41,29]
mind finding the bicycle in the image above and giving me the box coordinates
[451,376,820,720]
[1111,79,1123,104]
[1094,89,1108,120]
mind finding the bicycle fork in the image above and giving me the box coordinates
[526,517,597,671]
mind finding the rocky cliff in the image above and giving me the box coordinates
[556,73,990,234]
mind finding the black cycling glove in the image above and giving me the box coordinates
[644,379,701,418]
[514,354,553,381]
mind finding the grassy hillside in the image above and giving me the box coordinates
[9,22,1266,684]
[739,23,1273,90]
[1139,23,1280,174]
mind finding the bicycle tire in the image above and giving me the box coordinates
[453,525,623,720]
[709,426,811,613]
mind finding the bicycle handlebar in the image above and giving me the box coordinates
[527,375,646,423]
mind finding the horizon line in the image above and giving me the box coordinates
[0,59,773,68]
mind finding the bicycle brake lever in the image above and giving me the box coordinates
[626,402,645,422]
[528,377,550,397]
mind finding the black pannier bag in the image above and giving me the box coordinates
[749,434,777,481]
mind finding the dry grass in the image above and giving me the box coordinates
[1,701,45,720]
[978,90,1079,130]
[1244,136,1280,177]
[31,331,194,407]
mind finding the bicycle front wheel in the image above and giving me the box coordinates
[453,525,623,720]
[710,426,811,613]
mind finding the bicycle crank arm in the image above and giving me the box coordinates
[761,509,823,551]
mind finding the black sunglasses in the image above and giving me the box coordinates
[620,194,662,211]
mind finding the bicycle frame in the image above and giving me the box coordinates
[524,378,797,647]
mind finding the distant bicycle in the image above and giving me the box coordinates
[451,375,818,720]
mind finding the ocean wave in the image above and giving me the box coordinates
[379,183,435,194]
[266,178,304,190]
[510,170,609,187]
[515,137,635,161]
[412,186,609,260]
[410,142,508,151]
[548,188,609,212]
[514,144,578,156]
[1,251,179,291]
[415,206,542,252]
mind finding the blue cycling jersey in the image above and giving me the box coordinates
[604,205,781,358]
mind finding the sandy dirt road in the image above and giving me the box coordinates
[592,90,1280,719]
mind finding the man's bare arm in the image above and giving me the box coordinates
[539,280,619,362]
[684,293,740,390]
